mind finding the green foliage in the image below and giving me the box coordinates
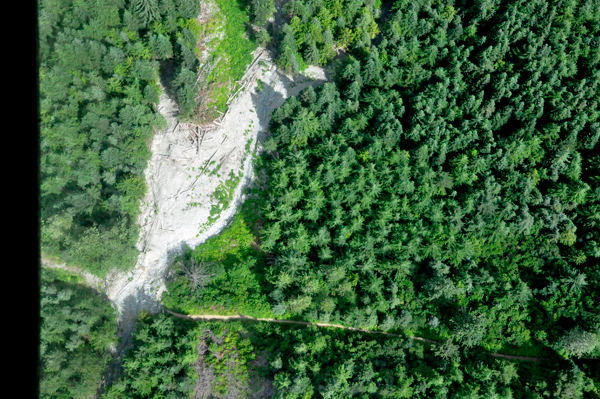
[204,0,258,114]
[116,174,147,219]
[250,0,275,26]
[451,312,487,349]
[255,27,272,47]
[554,328,600,358]
[131,0,159,26]
[39,268,118,399]
[102,313,198,398]
[198,322,259,397]
[164,208,273,318]
[103,312,600,399]
[42,0,600,394]
[275,0,382,72]
[260,0,600,359]
[67,222,139,277]
[198,170,242,234]
[189,319,598,399]
[173,66,198,118]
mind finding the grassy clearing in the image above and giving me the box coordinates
[163,211,273,318]
[202,0,257,117]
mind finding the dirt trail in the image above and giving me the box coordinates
[163,310,539,360]
[164,309,439,343]
[41,255,103,291]
[165,310,600,363]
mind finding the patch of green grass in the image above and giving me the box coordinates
[240,140,253,170]
[209,162,223,176]
[197,170,242,234]
[206,0,257,113]
[43,266,86,286]
[163,212,273,318]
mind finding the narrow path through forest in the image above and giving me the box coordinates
[164,310,600,363]
[163,309,559,363]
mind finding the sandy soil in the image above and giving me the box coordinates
[102,49,331,347]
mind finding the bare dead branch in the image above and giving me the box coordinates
[178,258,214,293]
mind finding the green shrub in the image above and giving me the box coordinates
[68,223,139,277]
[250,0,275,26]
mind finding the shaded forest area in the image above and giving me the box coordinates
[39,0,202,276]
[39,268,118,398]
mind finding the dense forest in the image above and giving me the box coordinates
[102,313,599,398]
[39,268,118,398]
[274,0,382,72]
[260,0,600,358]
[101,313,199,398]
[230,320,599,398]
[39,0,600,396]
[39,0,202,276]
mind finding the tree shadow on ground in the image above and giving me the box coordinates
[250,68,292,147]
[159,60,180,100]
